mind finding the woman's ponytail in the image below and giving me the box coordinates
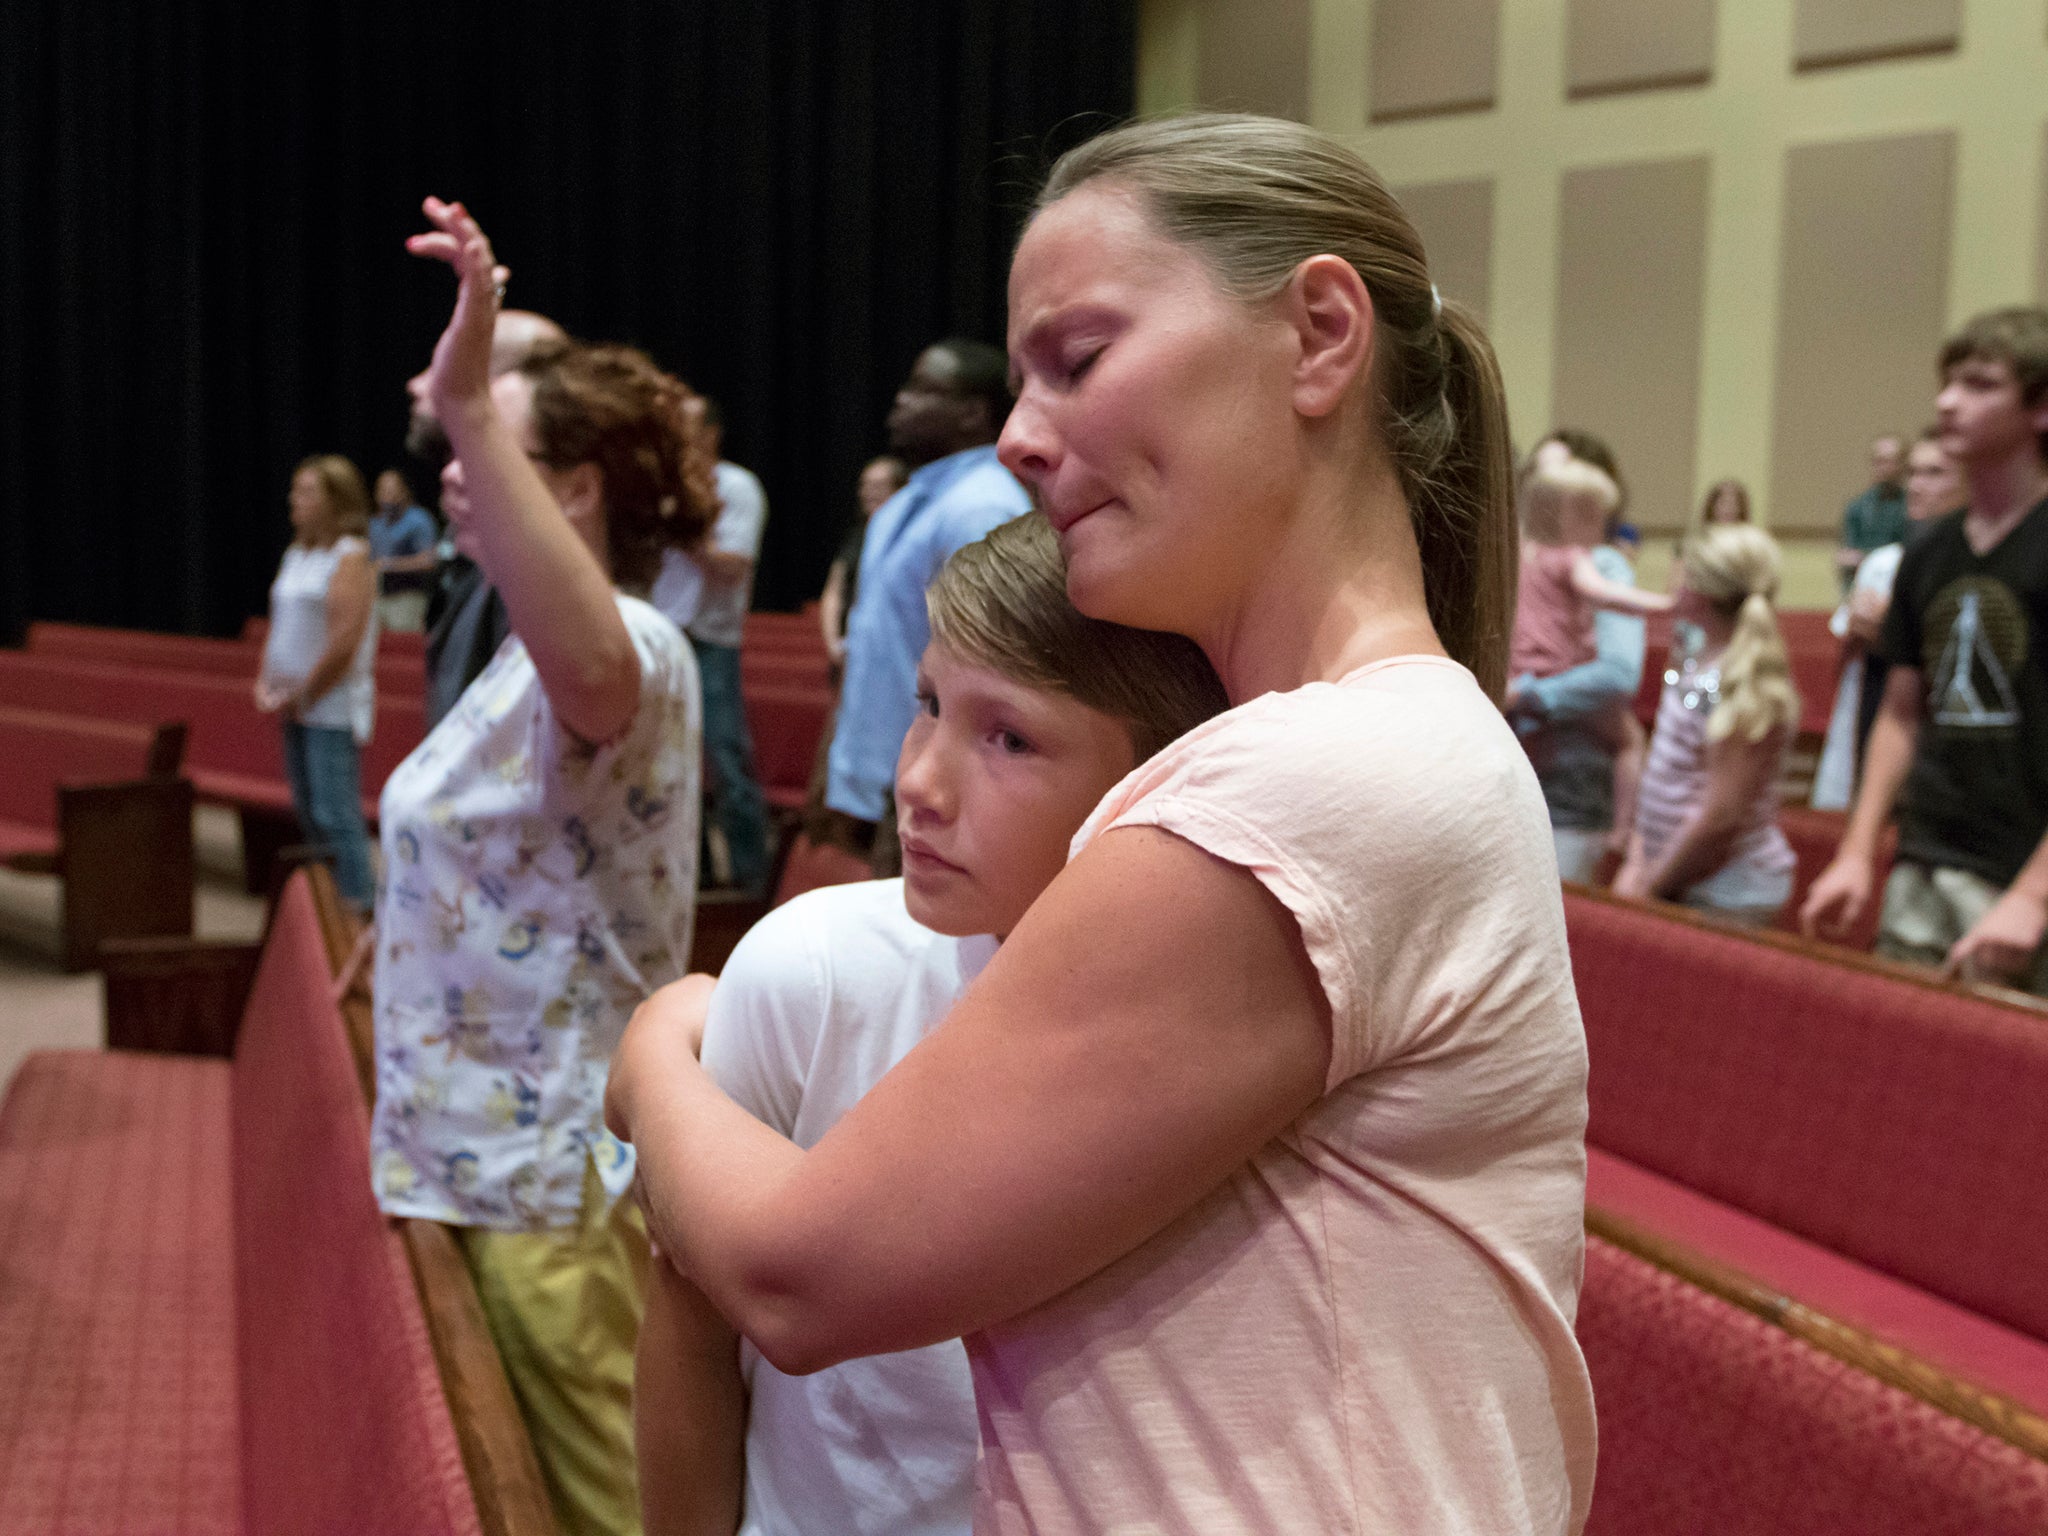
[1682,525,1799,744]
[1415,299,1515,703]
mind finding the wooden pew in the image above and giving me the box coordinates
[1565,882,2048,1528]
[0,705,193,970]
[0,866,557,1535]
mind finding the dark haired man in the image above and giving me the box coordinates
[823,340,1030,873]
[1804,308,2048,994]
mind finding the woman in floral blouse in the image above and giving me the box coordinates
[370,196,718,1536]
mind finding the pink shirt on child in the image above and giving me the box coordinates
[967,656,1597,1535]
[1514,542,1599,681]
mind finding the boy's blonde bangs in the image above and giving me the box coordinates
[925,513,1229,763]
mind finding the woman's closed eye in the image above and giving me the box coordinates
[1064,347,1104,386]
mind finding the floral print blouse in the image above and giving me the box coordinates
[370,595,700,1230]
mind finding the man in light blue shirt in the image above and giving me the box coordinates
[826,340,1030,871]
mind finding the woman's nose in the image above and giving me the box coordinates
[997,394,1059,489]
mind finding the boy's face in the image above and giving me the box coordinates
[895,642,1138,940]
[1935,354,2048,470]
[1561,489,1610,548]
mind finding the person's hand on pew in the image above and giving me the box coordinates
[1943,886,2048,986]
[1800,853,1874,942]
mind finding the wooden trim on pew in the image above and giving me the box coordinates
[1563,879,2048,1020]
[1586,1205,2048,1464]
[304,867,562,1536]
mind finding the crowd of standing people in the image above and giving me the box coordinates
[224,105,2048,1536]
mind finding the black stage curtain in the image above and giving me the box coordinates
[0,0,1135,639]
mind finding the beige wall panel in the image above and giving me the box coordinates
[1397,179,1494,327]
[1369,0,1499,122]
[1770,132,1955,533]
[2039,123,2048,305]
[1194,0,1311,122]
[1566,0,1715,97]
[1551,158,1711,535]
[1793,0,1960,70]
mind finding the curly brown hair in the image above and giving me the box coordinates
[518,342,722,593]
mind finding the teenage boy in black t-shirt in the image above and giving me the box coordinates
[1803,307,2048,994]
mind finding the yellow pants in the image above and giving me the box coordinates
[460,1166,650,1536]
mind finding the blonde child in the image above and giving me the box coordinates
[634,511,1228,1535]
[1513,457,1674,858]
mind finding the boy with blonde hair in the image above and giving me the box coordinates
[633,511,1228,1534]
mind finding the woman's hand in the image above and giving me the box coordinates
[253,676,293,714]
[405,197,511,420]
[606,974,720,1145]
[1611,856,1652,900]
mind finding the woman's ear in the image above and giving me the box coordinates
[560,461,608,547]
[1285,255,1375,420]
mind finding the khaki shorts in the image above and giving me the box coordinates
[460,1162,650,1536]
[1876,861,2048,997]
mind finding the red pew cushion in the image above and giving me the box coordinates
[1580,1235,2048,1535]
[0,1051,240,1534]
[1589,1148,2048,1413]
[230,875,481,1536]
[0,821,58,862]
[1567,889,2048,1344]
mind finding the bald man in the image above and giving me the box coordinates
[407,309,570,726]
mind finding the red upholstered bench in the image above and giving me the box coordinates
[0,870,551,1536]
[1579,1234,2048,1534]
[743,681,833,814]
[32,622,426,699]
[1565,884,2048,1480]
[0,650,425,891]
[0,706,193,970]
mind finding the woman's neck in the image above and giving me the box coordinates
[1200,455,1444,703]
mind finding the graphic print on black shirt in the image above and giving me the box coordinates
[1877,498,2048,887]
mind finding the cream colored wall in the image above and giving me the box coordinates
[1136,0,2048,606]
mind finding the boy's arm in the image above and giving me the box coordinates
[637,1258,746,1536]
[1572,553,1675,616]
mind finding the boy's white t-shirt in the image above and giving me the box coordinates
[699,878,991,1536]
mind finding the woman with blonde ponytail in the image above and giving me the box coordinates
[612,113,1595,1535]
[1615,523,1800,921]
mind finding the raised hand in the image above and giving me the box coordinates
[404,197,511,418]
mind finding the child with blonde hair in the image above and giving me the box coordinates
[1616,523,1801,922]
[1512,457,1674,862]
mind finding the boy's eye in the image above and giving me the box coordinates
[996,729,1033,755]
[915,689,938,718]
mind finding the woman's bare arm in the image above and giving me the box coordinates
[409,198,640,744]
[607,825,1332,1375]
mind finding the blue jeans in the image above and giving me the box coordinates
[693,641,770,894]
[282,721,374,909]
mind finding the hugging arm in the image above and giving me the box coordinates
[607,825,1331,1375]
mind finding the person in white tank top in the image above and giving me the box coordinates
[611,115,1597,1535]
[255,454,378,909]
